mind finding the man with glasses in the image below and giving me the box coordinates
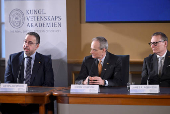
[5,32,54,86]
[2,32,54,114]
[75,37,122,86]
[141,32,170,86]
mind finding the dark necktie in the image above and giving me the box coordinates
[158,57,164,77]
[98,60,102,76]
[25,57,32,85]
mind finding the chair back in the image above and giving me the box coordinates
[45,55,51,59]
[115,55,130,86]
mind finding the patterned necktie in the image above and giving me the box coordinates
[158,57,164,77]
[25,57,32,85]
[98,60,102,76]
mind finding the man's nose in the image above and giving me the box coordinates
[24,42,29,47]
[90,50,93,54]
[151,44,155,48]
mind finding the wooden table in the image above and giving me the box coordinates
[53,87,170,105]
[53,87,170,114]
[0,86,55,114]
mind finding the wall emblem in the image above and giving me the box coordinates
[9,9,25,29]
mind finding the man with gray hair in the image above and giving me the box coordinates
[141,32,170,86]
[76,37,122,86]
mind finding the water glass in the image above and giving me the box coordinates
[131,82,135,85]
[127,82,131,91]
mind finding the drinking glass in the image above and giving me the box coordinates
[131,82,135,85]
[127,82,131,91]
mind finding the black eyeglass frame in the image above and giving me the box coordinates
[23,40,38,46]
[148,40,165,46]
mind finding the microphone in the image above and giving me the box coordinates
[147,54,153,85]
[87,76,89,85]
[88,59,97,85]
[17,57,25,83]
[147,73,150,85]
[147,79,149,85]
[147,72,153,85]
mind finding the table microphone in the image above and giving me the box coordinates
[17,58,25,83]
[147,74,151,85]
[87,76,89,85]
[147,79,149,85]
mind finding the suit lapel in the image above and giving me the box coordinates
[162,51,170,75]
[30,53,42,85]
[151,54,158,75]
[18,52,25,83]
[90,59,98,76]
[101,52,110,78]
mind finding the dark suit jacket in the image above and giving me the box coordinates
[141,50,170,87]
[76,51,122,86]
[4,51,54,87]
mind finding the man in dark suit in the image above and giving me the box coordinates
[141,32,170,87]
[2,32,54,114]
[4,32,54,86]
[75,37,122,86]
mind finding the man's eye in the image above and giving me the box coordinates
[28,42,33,44]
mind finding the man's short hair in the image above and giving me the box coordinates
[152,32,168,42]
[92,36,108,50]
[26,32,40,44]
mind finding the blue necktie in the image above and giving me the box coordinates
[25,57,32,85]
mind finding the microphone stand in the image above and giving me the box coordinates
[17,58,25,83]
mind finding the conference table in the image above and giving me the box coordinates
[2,86,170,114]
[0,86,55,114]
[53,87,170,114]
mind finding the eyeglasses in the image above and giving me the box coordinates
[148,40,165,46]
[23,40,38,46]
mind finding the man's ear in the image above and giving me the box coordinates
[102,48,106,52]
[165,41,168,47]
[36,44,39,49]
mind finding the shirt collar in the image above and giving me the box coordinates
[24,51,36,61]
[98,53,106,64]
[157,50,167,58]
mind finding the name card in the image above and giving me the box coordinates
[70,85,99,93]
[130,85,159,93]
[0,83,28,92]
